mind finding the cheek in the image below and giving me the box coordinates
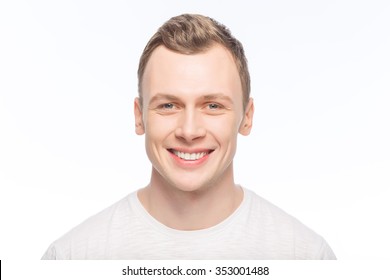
[206,115,241,139]
[145,114,177,139]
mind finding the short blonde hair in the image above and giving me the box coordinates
[137,14,250,109]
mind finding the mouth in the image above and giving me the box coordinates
[167,149,214,161]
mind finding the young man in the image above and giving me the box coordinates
[42,14,336,259]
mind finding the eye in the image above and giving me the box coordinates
[207,103,221,110]
[159,103,175,110]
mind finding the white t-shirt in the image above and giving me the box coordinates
[42,187,336,260]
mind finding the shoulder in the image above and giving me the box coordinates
[243,188,336,259]
[42,192,136,260]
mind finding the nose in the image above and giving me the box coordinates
[174,109,206,142]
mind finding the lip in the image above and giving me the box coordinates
[167,148,214,167]
[168,147,214,154]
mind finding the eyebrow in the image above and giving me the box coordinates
[148,93,233,104]
[148,94,179,104]
[202,94,233,104]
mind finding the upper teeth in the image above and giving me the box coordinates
[173,150,208,161]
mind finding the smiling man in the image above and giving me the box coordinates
[135,41,251,232]
[42,14,336,260]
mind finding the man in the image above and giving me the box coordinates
[42,14,336,259]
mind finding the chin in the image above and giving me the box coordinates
[169,180,210,194]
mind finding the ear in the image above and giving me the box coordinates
[239,98,254,136]
[134,97,145,135]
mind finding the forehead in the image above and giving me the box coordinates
[141,44,242,102]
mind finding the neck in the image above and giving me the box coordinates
[137,168,243,230]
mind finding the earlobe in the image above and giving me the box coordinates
[239,98,254,136]
[134,97,145,135]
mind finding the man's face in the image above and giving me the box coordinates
[135,44,253,192]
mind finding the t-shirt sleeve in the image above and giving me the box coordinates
[41,244,57,260]
[41,243,67,260]
[316,238,337,260]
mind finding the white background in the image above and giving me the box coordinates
[0,0,389,261]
